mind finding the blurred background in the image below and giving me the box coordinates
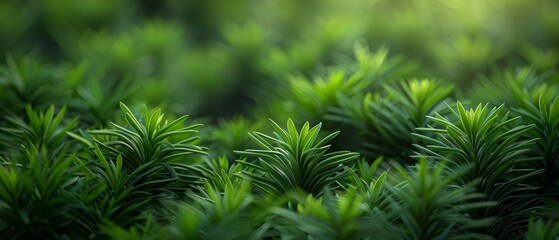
[1,0,559,157]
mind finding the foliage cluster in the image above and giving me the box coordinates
[1,0,559,239]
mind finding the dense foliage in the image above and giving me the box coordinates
[1,0,558,239]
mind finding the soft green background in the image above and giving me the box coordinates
[1,0,558,119]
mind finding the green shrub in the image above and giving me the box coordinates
[1,0,558,239]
